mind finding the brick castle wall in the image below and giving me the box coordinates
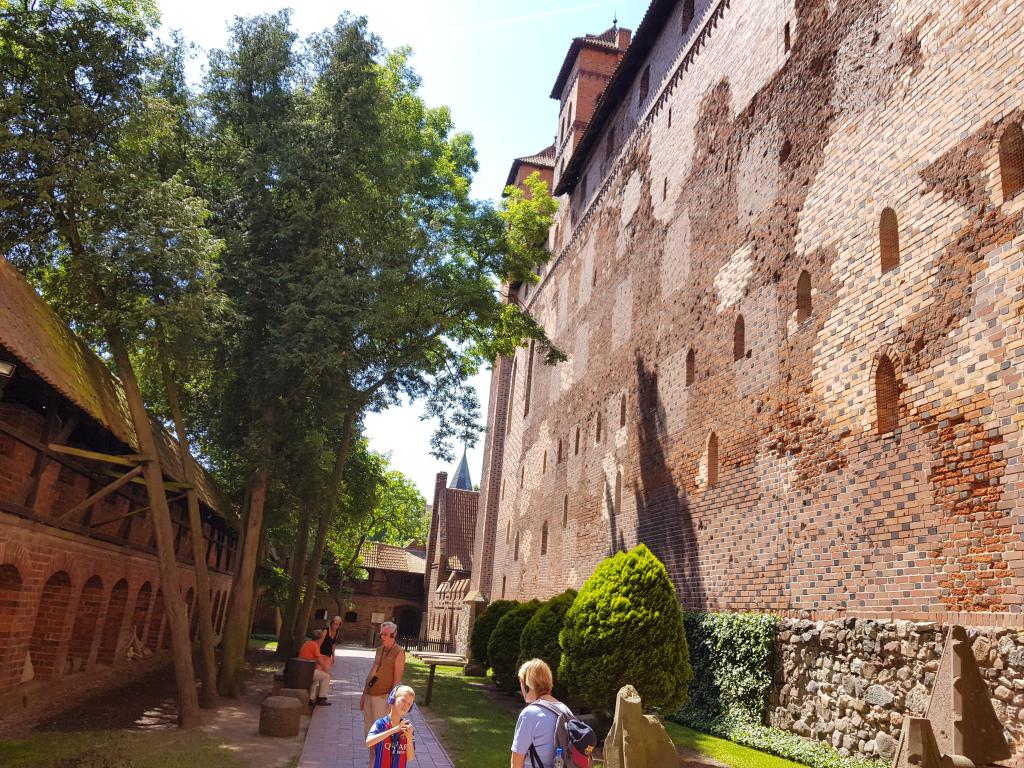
[480,0,1024,759]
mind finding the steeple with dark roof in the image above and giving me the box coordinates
[449,448,473,490]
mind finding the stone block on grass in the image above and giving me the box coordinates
[260,695,302,737]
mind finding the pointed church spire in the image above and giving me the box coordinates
[449,447,473,490]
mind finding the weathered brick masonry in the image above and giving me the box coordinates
[474,0,1024,760]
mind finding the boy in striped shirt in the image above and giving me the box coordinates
[365,685,416,768]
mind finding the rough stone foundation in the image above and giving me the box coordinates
[771,618,1024,764]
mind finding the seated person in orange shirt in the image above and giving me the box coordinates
[299,628,333,706]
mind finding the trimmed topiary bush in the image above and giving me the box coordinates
[559,544,691,715]
[470,599,517,663]
[518,589,576,694]
[487,600,541,690]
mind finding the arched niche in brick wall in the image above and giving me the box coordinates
[68,575,104,673]
[733,315,745,362]
[796,270,812,322]
[879,207,900,274]
[147,587,165,651]
[541,521,549,556]
[686,348,696,386]
[704,432,719,488]
[96,579,128,665]
[130,582,152,644]
[1000,122,1024,201]
[29,570,73,681]
[0,564,24,688]
[875,355,899,435]
[514,531,520,562]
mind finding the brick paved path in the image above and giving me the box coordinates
[298,645,454,768]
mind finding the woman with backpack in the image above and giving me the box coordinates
[510,658,594,768]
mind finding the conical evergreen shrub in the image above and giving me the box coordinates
[470,599,516,662]
[519,589,576,695]
[559,544,691,714]
[487,600,541,690]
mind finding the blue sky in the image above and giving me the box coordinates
[158,0,650,501]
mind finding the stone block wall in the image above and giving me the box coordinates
[771,618,1024,764]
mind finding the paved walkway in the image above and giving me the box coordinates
[298,645,453,768]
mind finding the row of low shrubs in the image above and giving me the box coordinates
[469,544,693,716]
[470,544,887,768]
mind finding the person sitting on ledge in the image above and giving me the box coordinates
[299,628,333,706]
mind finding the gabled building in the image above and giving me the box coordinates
[422,451,478,654]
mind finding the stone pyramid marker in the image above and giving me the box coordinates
[892,717,943,768]
[924,625,1010,765]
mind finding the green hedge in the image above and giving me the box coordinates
[518,589,576,695]
[560,544,691,715]
[470,599,517,662]
[488,600,541,690]
[672,611,886,768]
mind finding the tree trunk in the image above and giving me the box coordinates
[159,350,220,709]
[108,333,201,728]
[276,508,311,655]
[217,467,268,698]
[291,410,355,646]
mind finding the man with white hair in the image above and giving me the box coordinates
[361,620,406,765]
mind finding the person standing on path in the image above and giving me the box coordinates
[365,684,417,768]
[510,659,573,768]
[361,621,406,766]
[320,615,342,672]
[298,629,333,706]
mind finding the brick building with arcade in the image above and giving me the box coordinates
[0,259,237,729]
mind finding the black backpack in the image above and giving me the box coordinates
[527,699,597,768]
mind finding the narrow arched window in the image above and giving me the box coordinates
[562,495,568,527]
[541,522,549,556]
[620,394,627,427]
[524,341,535,416]
[639,65,650,104]
[574,426,580,455]
[880,207,900,274]
[514,532,520,562]
[557,438,563,463]
[506,358,517,431]
[686,348,696,386]
[876,355,898,435]
[542,450,547,474]
[796,270,812,322]
[1000,122,1024,200]
[596,412,603,443]
[706,432,719,487]
[733,315,745,361]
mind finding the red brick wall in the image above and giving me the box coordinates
[0,512,233,723]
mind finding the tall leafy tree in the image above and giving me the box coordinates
[0,0,216,726]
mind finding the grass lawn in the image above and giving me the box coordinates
[250,633,278,652]
[403,656,519,768]
[403,657,806,768]
[664,722,807,768]
[0,729,249,768]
